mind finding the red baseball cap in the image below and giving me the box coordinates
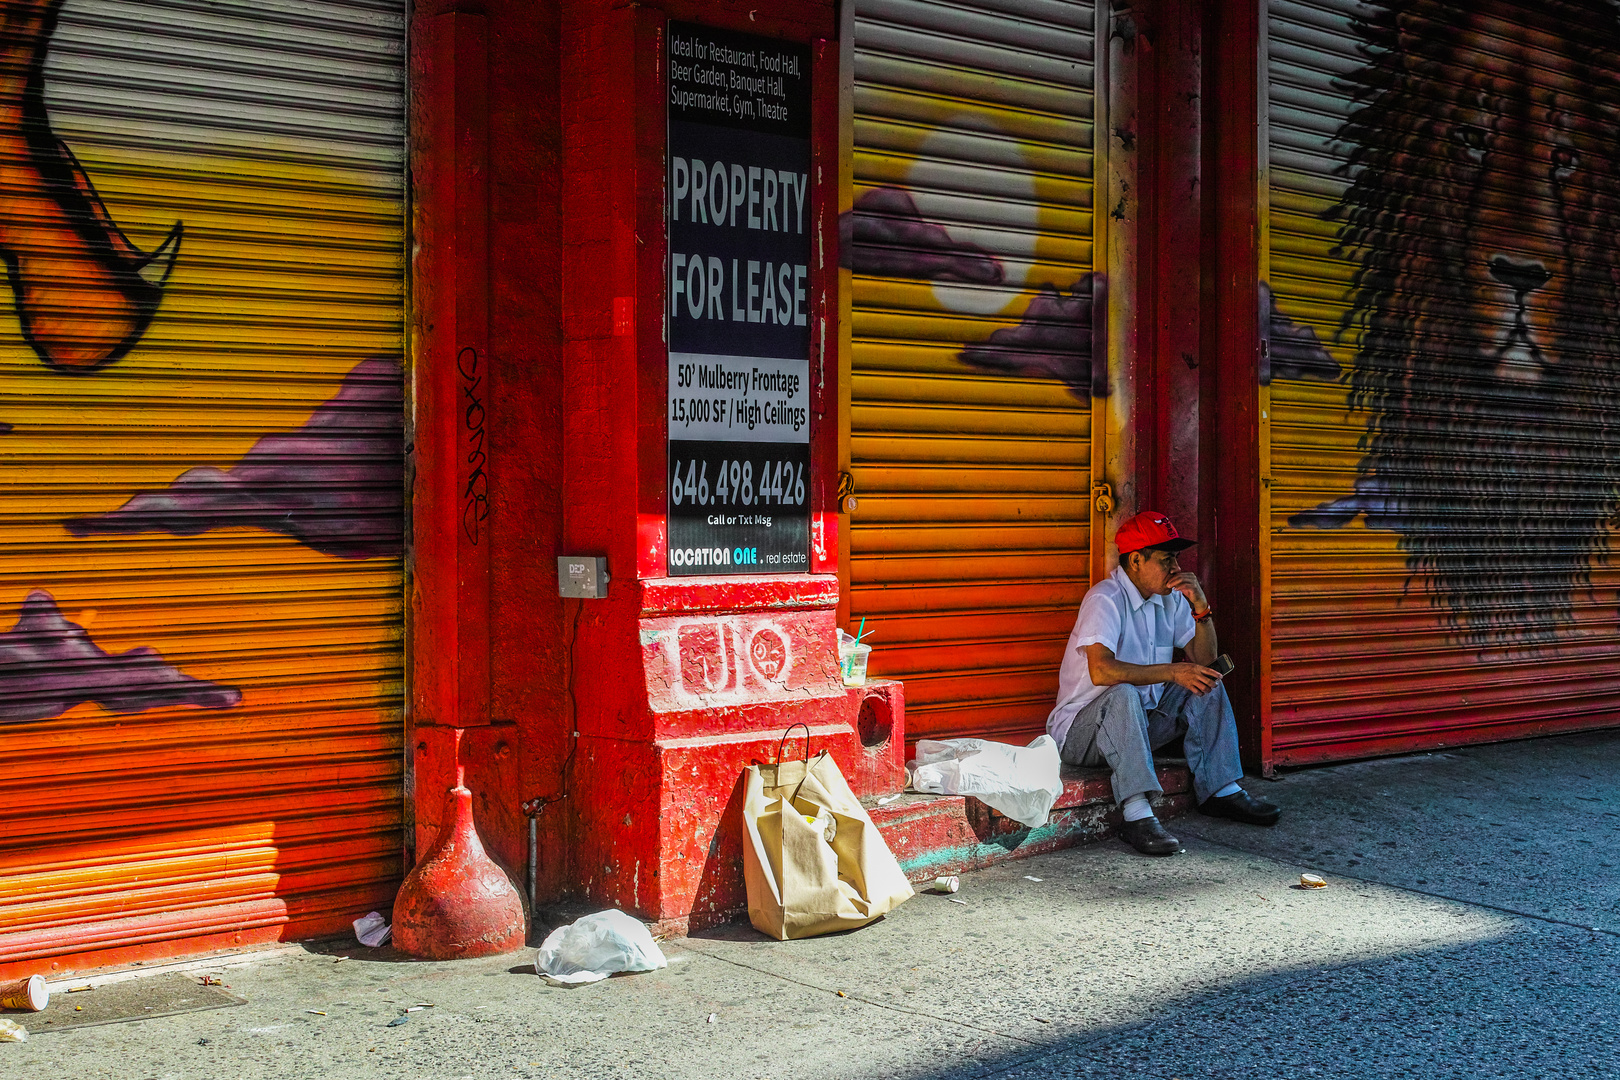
[1115,510,1196,556]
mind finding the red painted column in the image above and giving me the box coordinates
[483,1,569,912]
[409,2,493,801]
[560,0,669,922]
[1202,0,1267,771]
[402,3,524,955]
[1136,0,1205,571]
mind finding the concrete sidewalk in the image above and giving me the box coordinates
[8,730,1620,1079]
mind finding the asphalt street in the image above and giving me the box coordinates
[7,729,1617,1079]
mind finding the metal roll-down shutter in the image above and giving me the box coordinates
[847,0,1096,744]
[1266,0,1620,765]
[0,0,405,971]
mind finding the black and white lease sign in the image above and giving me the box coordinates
[667,21,811,576]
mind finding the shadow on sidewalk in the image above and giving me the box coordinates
[901,921,1615,1080]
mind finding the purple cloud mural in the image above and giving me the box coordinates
[1263,284,1341,383]
[1289,476,1419,537]
[0,590,240,722]
[66,357,403,558]
[957,276,1098,398]
[840,186,1004,283]
[1289,475,1414,531]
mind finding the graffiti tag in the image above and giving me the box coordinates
[458,346,489,545]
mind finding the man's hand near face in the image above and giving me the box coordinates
[1164,570,1218,667]
[1168,571,1208,614]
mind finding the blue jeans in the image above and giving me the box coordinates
[1058,682,1244,806]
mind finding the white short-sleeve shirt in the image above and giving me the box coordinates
[1045,565,1197,749]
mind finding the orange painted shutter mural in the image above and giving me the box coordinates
[846,0,1097,744]
[0,0,405,972]
[1266,0,1620,764]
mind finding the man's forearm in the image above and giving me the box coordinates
[1090,656,1180,687]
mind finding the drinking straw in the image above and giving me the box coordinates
[856,616,868,643]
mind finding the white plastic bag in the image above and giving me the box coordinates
[535,909,667,987]
[908,735,1064,828]
[352,910,391,947]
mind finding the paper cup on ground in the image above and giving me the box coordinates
[1300,873,1327,889]
[931,875,960,894]
[0,975,46,1012]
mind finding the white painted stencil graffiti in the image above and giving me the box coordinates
[669,617,794,701]
[748,626,788,680]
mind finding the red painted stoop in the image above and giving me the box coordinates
[865,761,1195,882]
[621,759,1194,939]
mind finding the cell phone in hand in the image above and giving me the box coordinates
[1210,653,1234,677]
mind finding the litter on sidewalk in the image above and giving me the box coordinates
[1300,874,1327,889]
[0,975,47,1012]
[0,1018,26,1042]
[908,736,1065,828]
[353,911,392,947]
[535,909,667,987]
[741,728,913,940]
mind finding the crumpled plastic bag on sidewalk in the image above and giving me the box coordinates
[535,909,668,987]
[352,911,391,947]
[908,735,1064,828]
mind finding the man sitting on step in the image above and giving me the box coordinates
[1047,510,1281,855]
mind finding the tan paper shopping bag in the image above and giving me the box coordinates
[741,727,913,940]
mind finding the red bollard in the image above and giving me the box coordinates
[393,775,525,960]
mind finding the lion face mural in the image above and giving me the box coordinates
[1296,0,1620,643]
[1440,5,1594,384]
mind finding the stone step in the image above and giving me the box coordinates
[864,760,1194,883]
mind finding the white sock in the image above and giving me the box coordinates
[1212,781,1242,799]
[1121,794,1154,822]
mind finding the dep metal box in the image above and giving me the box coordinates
[557,556,610,598]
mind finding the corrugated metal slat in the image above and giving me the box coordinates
[0,0,404,965]
[850,0,1095,743]
[1267,0,1620,764]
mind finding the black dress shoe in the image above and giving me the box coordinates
[1120,815,1181,856]
[1198,788,1282,826]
